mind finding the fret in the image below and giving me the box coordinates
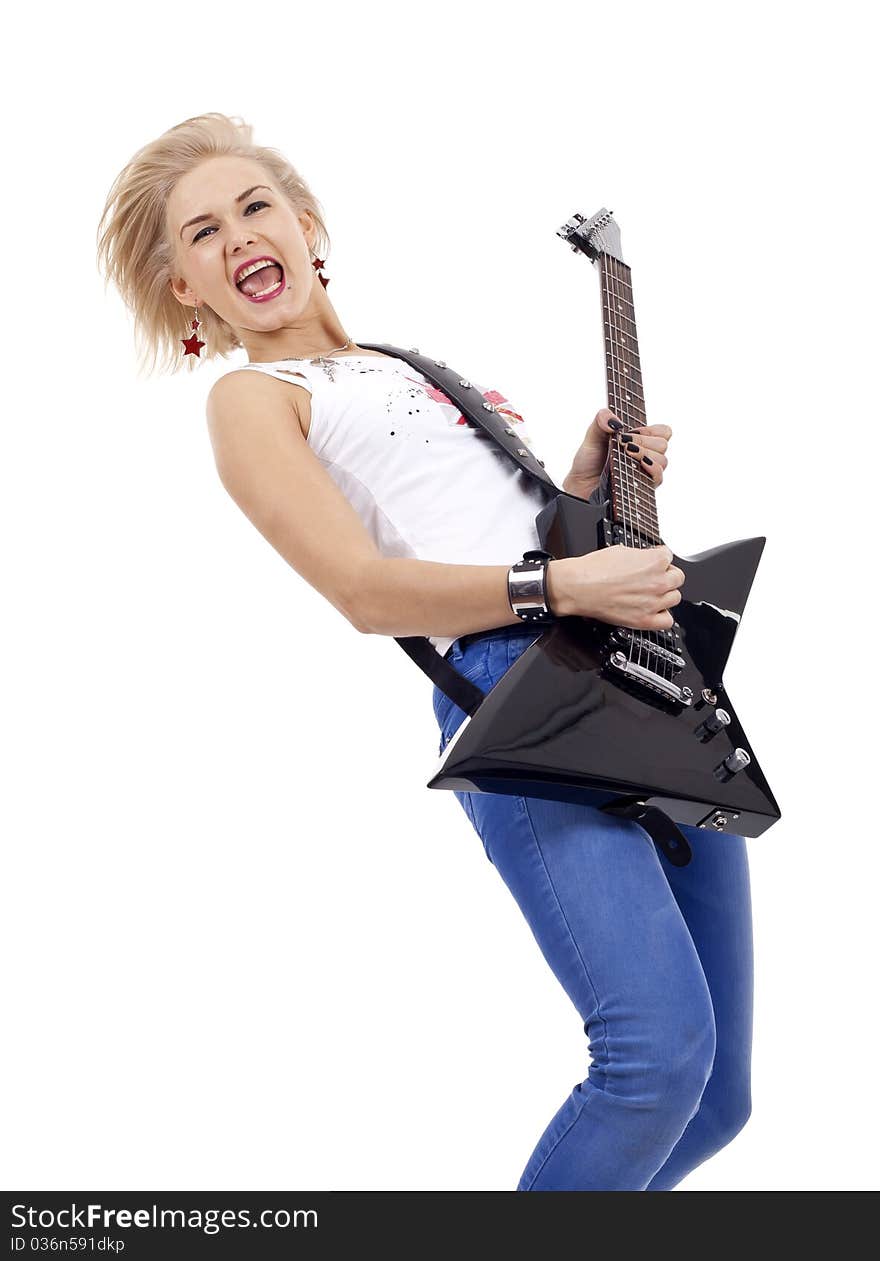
[612,484,657,512]
[607,355,642,370]
[615,527,663,547]
[608,391,646,410]
[603,320,639,341]
[612,497,658,529]
[603,317,641,339]
[605,294,637,318]
[608,377,645,405]
[600,254,663,545]
[608,381,644,407]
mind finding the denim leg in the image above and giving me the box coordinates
[433,630,753,1190]
[474,790,718,1190]
[643,829,754,1189]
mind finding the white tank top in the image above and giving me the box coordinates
[223,352,557,658]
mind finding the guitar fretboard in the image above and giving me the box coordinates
[600,255,662,546]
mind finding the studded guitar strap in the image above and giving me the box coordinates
[356,342,598,716]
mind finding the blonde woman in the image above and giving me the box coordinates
[96,113,753,1191]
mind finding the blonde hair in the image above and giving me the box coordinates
[95,112,331,377]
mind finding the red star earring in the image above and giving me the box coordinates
[181,303,206,358]
[311,255,330,289]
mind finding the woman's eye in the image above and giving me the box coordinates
[192,200,269,243]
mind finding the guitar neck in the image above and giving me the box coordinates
[599,254,662,547]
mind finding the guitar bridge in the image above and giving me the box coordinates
[607,652,694,705]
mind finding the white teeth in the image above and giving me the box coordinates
[248,277,284,298]
[236,257,280,284]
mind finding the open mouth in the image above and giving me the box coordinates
[235,260,286,302]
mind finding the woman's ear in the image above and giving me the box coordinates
[169,274,198,308]
[297,208,317,250]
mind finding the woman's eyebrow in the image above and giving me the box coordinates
[179,185,272,238]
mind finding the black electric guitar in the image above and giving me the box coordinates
[428,208,781,846]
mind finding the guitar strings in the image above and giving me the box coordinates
[601,246,671,680]
[607,258,658,536]
[606,254,667,681]
[601,252,645,666]
[610,249,673,684]
[602,251,643,669]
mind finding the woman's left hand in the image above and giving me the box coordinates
[565,408,673,494]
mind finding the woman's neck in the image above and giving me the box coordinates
[240,293,352,362]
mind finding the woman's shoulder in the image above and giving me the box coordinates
[207,364,314,441]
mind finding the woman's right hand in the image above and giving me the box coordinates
[547,545,686,630]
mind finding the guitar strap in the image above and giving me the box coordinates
[356,343,692,867]
[356,342,568,716]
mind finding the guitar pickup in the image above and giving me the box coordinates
[610,627,685,669]
[630,637,685,669]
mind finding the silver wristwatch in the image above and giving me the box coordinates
[507,549,556,623]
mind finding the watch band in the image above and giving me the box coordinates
[507,549,556,623]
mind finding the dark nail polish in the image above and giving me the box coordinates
[608,418,625,431]
[626,442,640,453]
[641,455,654,465]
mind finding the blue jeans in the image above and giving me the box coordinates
[433,627,754,1191]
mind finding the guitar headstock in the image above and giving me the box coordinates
[557,208,623,265]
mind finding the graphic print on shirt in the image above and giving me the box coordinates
[397,373,536,447]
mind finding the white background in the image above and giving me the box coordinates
[1,0,876,1192]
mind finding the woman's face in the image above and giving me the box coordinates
[168,154,318,336]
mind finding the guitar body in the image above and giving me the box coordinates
[428,207,780,844]
[429,493,780,837]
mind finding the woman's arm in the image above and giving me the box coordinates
[205,371,574,639]
[356,557,531,639]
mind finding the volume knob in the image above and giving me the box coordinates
[714,747,751,781]
[695,708,731,741]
